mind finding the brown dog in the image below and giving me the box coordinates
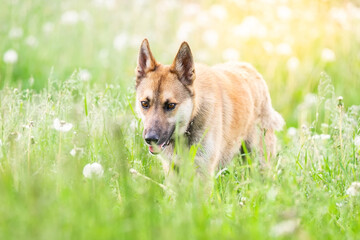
[135,39,284,176]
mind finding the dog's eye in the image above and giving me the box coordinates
[165,103,176,111]
[141,101,150,109]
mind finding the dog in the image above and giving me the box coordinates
[135,39,284,176]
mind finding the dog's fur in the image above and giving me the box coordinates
[135,39,284,176]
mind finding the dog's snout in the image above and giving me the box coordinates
[144,131,159,145]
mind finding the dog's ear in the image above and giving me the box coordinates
[136,39,157,80]
[171,42,195,86]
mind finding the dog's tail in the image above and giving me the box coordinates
[261,102,285,131]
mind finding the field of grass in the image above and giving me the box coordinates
[1,0,360,239]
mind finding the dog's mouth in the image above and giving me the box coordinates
[147,127,175,155]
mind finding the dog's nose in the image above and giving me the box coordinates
[144,131,159,145]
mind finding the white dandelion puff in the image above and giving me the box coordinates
[25,35,38,47]
[276,43,292,56]
[287,127,297,137]
[8,27,23,39]
[83,162,104,178]
[233,16,267,39]
[183,3,201,16]
[177,22,194,41]
[53,118,73,132]
[277,5,292,20]
[202,29,218,48]
[354,136,360,149]
[78,69,92,82]
[61,10,79,25]
[320,134,331,140]
[271,219,300,237]
[113,33,128,51]
[321,48,336,62]
[70,147,84,157]
[222,48,239,61]
[3,49,18,64]
[262,41,274,53]
[287,57,300,71]
[43,22,54,33]
[209,4,227,20]
[346,182,360,196]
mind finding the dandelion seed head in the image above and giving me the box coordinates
[287,57,299,71]
[202,29,218,48]
[276,43,292,55]
[25,35,38,47]
[277,5,292,20]
[222,48,239,61]
[83,162,104,178]
[287,127,297,137]
[9,27,23,39]
[271,219,300,237]
[321,48,336,62]
[177,22,194,41]
[183,3,201,16]
[3,49,18,64]
[346,182,360,196]
[354,136,360,149]
[234,16,267,39]
[79,69,92,82]
[61,10,79,25]
[43,22,54,33]
[113,33,128,51]
[209,4,227,20]
[53,118,73,132]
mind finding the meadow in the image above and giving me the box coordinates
[1,0,360,239]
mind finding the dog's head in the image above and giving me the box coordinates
[135,39,196,155]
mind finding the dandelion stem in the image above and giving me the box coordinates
[27,128,31,174]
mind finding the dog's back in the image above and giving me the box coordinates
[192,62,284,171]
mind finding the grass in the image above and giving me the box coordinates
[1,0,360,239]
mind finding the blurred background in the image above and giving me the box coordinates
[1,0,360,125]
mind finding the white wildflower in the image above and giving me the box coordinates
[209,4,227,20]
[61,10,79,25]
[303,93,317,106]
[113,33,128,51]
[354,136,360,149]
[277,5,292,20]
[262,41,274,53]
[79,69,92,81]
[222,48,239,61]
[287,57,300,71]
[177,22,194,41]
[70,147,84,157]
[79,10,92,23]
[346,182,360,196]
[183,3,201,16]
[320,134,331,140]
[43,22,54,33]
[276,43,292,56]
[0,139,2,146]
[53,118,73,132]
[83,162,104,178]
[287,127,297,137]
[321,48,336,62]
[233,16,267,39]
[271,219,300,237]
[8,27,23,39]
[25,35,38,47]
[92,0,116,9]
[202,29,218,48]
[3,49,18,64]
